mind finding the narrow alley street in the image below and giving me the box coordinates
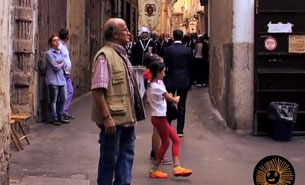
[10,87,305,185]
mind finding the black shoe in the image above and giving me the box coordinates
[50,120,61,126]
[59,118,70,124]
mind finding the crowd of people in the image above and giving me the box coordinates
[45,17,210,185]
[128,27,210,88]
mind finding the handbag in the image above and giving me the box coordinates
[166,102,178,122]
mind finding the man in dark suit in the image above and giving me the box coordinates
[164,30,192,137]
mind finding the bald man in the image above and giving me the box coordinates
[91,18,145,185]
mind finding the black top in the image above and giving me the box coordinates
[131,39,156,66]
[164,43,192,89]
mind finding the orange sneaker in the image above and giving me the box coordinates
[149,169,168,179]
[173,165,193,177]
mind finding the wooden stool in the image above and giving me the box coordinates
[10,103,31,151]
[10,116,31,151]
[10,119,22,151]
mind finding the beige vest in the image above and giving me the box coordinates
[91,46,134,126]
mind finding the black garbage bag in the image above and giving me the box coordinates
[268,102,298,141]
[268,102,298,123]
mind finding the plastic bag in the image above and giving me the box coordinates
[268,102,298,123]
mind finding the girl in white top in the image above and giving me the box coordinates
[146,61,193,179]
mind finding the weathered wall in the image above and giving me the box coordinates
[67,0,91,97]
[229,0,254,130]
[172,0,185,33]
[209,0,254,131]
[0,0,12,184]
[160,0,176,34]
[209,0,233,126]
[10,0,36,122]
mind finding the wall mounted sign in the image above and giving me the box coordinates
[264,37,278,51]
[267,22,294,33]
[145,4,156,17]
[289,35,305,53]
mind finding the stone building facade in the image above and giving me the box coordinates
[138,0,204,35]
[160,0,174,34]
[209,0,254,131]
[10,0,36,125]
[0,0,139,183]
[171,0,204,34]
[0,1,12,185]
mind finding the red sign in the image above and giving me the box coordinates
[264,37,278,51]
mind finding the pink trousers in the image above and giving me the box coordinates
[151,116,181,160]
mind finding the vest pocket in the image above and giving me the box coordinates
[109,104,126,115]
[108,97,127,116]
[111,70,126,96]
[112,71,124,84]
[112,76,124,84]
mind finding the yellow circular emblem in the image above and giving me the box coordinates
[254,155,295,185]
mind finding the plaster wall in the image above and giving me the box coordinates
[198,11,206,34]
[209,0,254,130]
[161,0,167,33]
[185,0,202,19]
[230,0,254,130]
[173,0,185,14]
[209,0,233,120]
[67,0,91,97]
[171,0,186,33]
[0,0,12,184]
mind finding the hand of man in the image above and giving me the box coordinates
[104,118,116,135]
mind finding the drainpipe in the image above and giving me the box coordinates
[230,0,255,130]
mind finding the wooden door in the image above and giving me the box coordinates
[37,0,67,121]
